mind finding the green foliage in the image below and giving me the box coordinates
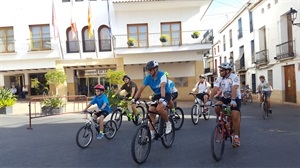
[31,78,49,95]
[0,88,17,108]
[104,89,121,107]
[191,31,200,39]
[160,34,169,42]
[42,95,64,108]
[45,70,66,95]
[105,69,126,87]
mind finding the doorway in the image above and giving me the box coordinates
[284,65,296,103]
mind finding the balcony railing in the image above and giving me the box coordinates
[66,40,79,53]
[0,39,15,53]
[204,67,212,74]
[235,58,245,71]
[112,30,213,49]
[255,49,268,65]
[275,40,295,60]
[29,38,51,51]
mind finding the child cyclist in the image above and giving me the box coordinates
[83,84,111,140]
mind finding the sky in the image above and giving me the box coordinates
[200,0,249,32]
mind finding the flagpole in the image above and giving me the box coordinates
[71,0,82,59]
[52,0,64,59]
[76,24,82,59]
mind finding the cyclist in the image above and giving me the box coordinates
[190,74,211,113]
[83,84,111,140]
[131,60,172,139]
[165,72,178,115]
[113,75,140,120]
[256,75,272,114]
[206,62,242,148]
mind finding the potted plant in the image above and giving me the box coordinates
[0,88,17,114]
[41,95,64,115]
[160,34,169,43]
[191,31,200,39]
[127,37,136,47]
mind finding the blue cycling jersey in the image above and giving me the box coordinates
[143,70,171,95]
[90,94,111,113]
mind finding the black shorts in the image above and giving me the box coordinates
[196,93,209,102]
[219,97,241,112]
[171,92,178,101]
[151,93,172,107]
[93,110,109,118]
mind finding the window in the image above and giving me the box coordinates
[223,35,226,51]
[62,0,70,2]
[127,24,148,48]
[267,70,273,87]
[224,56,227,63]
[219,57,222,65]
[249,11,253,33]
[267,3,271,9]
[238,18,243,39]
[161,22,181,46]
[274,0,278,4]
[98,25,111,51]
[217,45,219,53]
[66,27,79,53]
[229,29,232,47]
[230,52,233,65]
[29,25,51,51]
[214,48,216,55]
[251,40,255,63]
[0,27,14,53]
[82,26,95,52]
[75,0,83,1]
[261,8,264,14]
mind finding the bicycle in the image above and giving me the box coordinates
[241,89,253,105]
[167,103,184,130]
[189,93,211,124]
[210,104,233,161]
[76,110,118,149]
[110,97,145,130]
[260,91,270,119]
[131,100,175,164]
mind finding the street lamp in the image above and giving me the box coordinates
[289,8,300,27]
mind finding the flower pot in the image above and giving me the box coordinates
[191,34,199,39]
[160,38,167,43]
[127,42,134,47]
[41,106,63,115]
[0,106,13,114]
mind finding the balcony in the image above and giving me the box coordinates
[255,49,268,65]
[275,40,295,60]
[235,54,246,72]
[112,30,213,51]
[0,39,15,53]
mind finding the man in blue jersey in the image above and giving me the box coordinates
[132,60,172,139]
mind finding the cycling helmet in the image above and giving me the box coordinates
[259,75,265,79]
[145,60,159,70]
[94,84,105,90]
[165,72,169,77]
[218,62,232,70]
[123,75,130,81]
[199,74,206,78]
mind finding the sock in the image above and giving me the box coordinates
[171,108,175,112]
[150,130,155,137]
[100,131,103,134]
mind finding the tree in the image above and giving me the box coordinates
[45,70,67,95]
[105,69,126,88]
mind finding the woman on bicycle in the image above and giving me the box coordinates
[190,74,211,112]
[206,62,242,148]
[256,75,272,114]
[131,60,172,140]
[83,84,111,140]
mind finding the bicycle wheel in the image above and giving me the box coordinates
[133,105,146,126]
[203,106,211,120]
[262,102,268,119]
[242,96,247,105]
[104,120,117,139]
[131,124,152,164]
[210,123,225,161]
[110,109,123,130]
[191,104,200,125]
[172,107,184,130]
[76,125,93,149]
[161,117,175,148]
[249,95,253,103]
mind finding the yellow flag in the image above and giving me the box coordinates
[88,3,93,38]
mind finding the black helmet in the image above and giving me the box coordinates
[218,62,232,70]
[123,75,130,81]
[145,60,159,70]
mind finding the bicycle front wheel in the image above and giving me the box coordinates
[203,106,211,120]
[104,120,118,139]
[161,117,175,148]
[131,124,151,164]
[262,102,268,119]
[210,123,225,161]
[191,104,200,125]
[172,107,184,130]
[133,105,146,126]
[76,125,93,149]
[249,95,253,103]
[110,109,123,130]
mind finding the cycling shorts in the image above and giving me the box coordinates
[94,110,109,118]
[219,97,241,112]
[151,93,171,107]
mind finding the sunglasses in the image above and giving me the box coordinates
[219,69,225,72]
[148,68,155,72]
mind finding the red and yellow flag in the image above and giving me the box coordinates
[70,1,77,39]
[87,2,93,38]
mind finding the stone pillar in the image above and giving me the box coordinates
[0,73,4,88]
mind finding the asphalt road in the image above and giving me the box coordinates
[0,102,299,168]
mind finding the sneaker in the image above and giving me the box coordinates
[165,121,172,134]
[232,137,240,148]
[97,133,104,140]
[268,109,272,114]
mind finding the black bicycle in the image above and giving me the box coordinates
[76,110,117,149]
[131,100,175,164]
[261,92,270,119]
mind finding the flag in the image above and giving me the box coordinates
[71,1,77,39]
[87,2,93,38]
[52,0,58,40]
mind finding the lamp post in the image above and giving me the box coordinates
[289,8,300,27]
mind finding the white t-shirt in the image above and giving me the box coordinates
[214,73,241,99]
[194,81,211,93]
[259,79,271,91]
